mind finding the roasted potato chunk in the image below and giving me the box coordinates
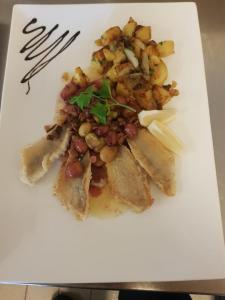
[116,62,134,77]
[95,38,103,46]
[141,50,149,75]
[150,55,161,65]
[123,17,137,37]
[113,49,126,64]
[146,44,159,57]
[135,26,151,43]
[132,38,146,59]
[90,60,103,74]
[153,85,171,106]
[134,89,157,110]
[103,48,115,61]
[116,82,130,97]
[92,48,105,62]
[101,26,122,46]
[151,60,168,85]
[157,41,175,57]
[73,67,88,88]
[106,65,118,82]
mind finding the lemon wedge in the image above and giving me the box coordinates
[148,120,183,154]
[138,109,176,127]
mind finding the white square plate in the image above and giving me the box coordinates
[0,3,224,283]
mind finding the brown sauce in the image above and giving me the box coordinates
[20,18,80,94]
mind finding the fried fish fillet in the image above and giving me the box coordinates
[54,154,92,220]
[106,145,152,212]
[128,129,175,196]
[20,128,70,185]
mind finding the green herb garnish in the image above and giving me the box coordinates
[69,79,135,124]
[70,86,94,109]
[91,103,108,124]
[94,79,111,99]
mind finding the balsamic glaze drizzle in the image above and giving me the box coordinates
[20,18,80,94]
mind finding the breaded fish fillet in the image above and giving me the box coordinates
[128,129,175,196]
[20,128,70,185]
[106,145,152,212]
[54,154,92,220]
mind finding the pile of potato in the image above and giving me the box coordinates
[91,17,179,110]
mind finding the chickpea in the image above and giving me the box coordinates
[100,146,118,163]
[85,133,102,150]
[78,122,92,137]
[94,137,105,152]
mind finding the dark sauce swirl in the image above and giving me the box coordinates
[20,18,80,94]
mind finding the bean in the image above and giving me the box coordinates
[105,131,118,146]
[78,122,92,137]
[117,132,126,145]
[118,117,126,126]
[110,122,119,132]
[62,104,78,116]
[79,112,86,121]
[100,146,118,163]
[94,159,105,167]
[124,123,137,139]
[90,155,97,164]
[85,133,102,150]
[122,108,136,118]
[89,185,102,197]
[65,161,84,178]
[83,109,90,118]
[91,79,102,89]
[73,137,88,153]
[60,81,78,101]
[95,125,109,136]
[122,102,140,118]
[116,95,128,104]
[91,165,107,182]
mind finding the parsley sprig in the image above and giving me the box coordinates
[69,80,136,124]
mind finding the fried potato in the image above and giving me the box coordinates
[123,17,137,37]
[91,60,103,74]
[116,82,130,97]
[157,41,174,57]
[106,65,118,81]
[101,26,122,46]
[92,48,105,62]
[132,38,146,59]
[116,62,134,77]
[103,48,115,61]
[113,49,126,64]
[134,89,157,110]
[135,26,151,43]
[73,67,88,88]
[153,85,172,106]
[151,60,168,85]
